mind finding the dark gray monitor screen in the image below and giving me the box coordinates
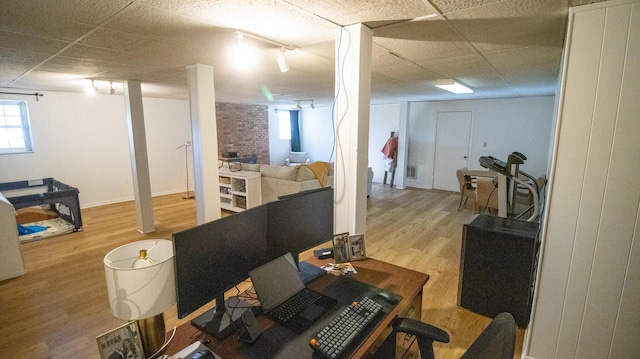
[172,204,268,319]
[267,187,334,261]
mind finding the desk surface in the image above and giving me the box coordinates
[165,257,429,359]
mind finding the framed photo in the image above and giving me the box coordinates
[96,321,145,359]
[349,233,366,261]
[332,232,350,263]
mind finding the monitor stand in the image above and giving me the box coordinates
[191,294,256,339]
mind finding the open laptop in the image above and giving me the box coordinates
[249,253,337,333]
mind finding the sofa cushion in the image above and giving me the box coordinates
[260,165,297,181]
[241,163,262,172]
[296,166,317,182]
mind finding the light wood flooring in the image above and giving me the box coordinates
[0,183,524,358]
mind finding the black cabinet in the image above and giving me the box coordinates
[458,214,540,327]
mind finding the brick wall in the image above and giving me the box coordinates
[215,102,270,164]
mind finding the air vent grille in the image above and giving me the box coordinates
[407,165,417,179]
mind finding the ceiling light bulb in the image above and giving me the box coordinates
[296,101,302,110]
[86,80,98,95]
[108,81,115,95]
[310,100,315,109]
[434,79,473,94]
[230,33,257,72]
[277,48,289,73]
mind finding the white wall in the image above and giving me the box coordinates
[404,97,555,189]
[0,91,191,207]
[527,1,640,358]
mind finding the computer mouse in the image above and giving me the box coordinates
[376,291,401,305]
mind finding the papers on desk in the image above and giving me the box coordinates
[321,262,357,276]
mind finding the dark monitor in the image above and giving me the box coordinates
[268,187,334,281]
[172,204,268,338]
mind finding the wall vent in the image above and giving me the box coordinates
[407,165,417,179]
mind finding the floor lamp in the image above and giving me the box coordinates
[176,141,194,199]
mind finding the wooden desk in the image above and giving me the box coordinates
[165,257,429,358]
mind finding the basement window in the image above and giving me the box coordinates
[278,110,291,140]
[0,100,33,154]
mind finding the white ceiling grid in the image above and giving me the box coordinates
[0,0,604,105]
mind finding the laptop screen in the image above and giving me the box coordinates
[249,253,305,311]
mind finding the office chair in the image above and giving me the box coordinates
[375,312,516,359]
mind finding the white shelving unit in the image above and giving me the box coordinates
[218,167,261,212]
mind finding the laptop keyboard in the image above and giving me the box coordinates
[270,288,322,322]
[309,296,382,359]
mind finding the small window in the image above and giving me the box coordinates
[278,110,291,140]
[0,100,33,154]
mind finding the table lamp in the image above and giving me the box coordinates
[104,239,175,358]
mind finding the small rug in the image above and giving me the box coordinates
[19,217,75,243]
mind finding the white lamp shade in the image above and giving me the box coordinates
[104,239,176,320]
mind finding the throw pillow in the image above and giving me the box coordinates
[296,166,317,182]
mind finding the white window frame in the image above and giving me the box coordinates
[0,100,33,154]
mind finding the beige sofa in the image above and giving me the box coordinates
[241,163,334,203]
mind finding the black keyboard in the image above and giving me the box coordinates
[309,296,382,359]
[270,288,322,322]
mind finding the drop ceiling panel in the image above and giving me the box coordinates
[430,0,506,14]
[0,31,70,56]
[1,0,132,26]
[285,0,439,26]
[0,0,607,105]
[445,0,568,53]
[420,54,496,78]
[0,11,95,42]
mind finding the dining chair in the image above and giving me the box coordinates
[474,177,499,214]
[456,167,475,210]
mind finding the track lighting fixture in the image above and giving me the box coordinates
[86,79,98,95]
[277,47,289,73]
[295,99,315,110]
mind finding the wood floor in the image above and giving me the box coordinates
[0,183,524,358]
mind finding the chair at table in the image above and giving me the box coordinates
[456,167,475,210]
[474,177,499,214]
[284,151,309,166]
[384,312,516,359]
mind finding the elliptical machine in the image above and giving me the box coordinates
[478,152,541,222]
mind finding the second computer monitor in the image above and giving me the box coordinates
[267,187,334,264]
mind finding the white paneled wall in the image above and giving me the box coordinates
[527,1,640,358]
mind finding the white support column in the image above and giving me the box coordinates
[123,80,154,233]
[186,63,220,224]
[334,24,373,235]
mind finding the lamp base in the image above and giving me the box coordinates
[137,314,166,359]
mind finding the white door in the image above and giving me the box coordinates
[433,111,472,192]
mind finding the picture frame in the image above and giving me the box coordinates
[332,232,367,263]
[348,233,366,261]
[96,321,145,359]
[332,232,351,263]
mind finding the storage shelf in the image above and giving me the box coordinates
[218,167,261,212]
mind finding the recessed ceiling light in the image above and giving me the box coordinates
[435,79,473,94]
